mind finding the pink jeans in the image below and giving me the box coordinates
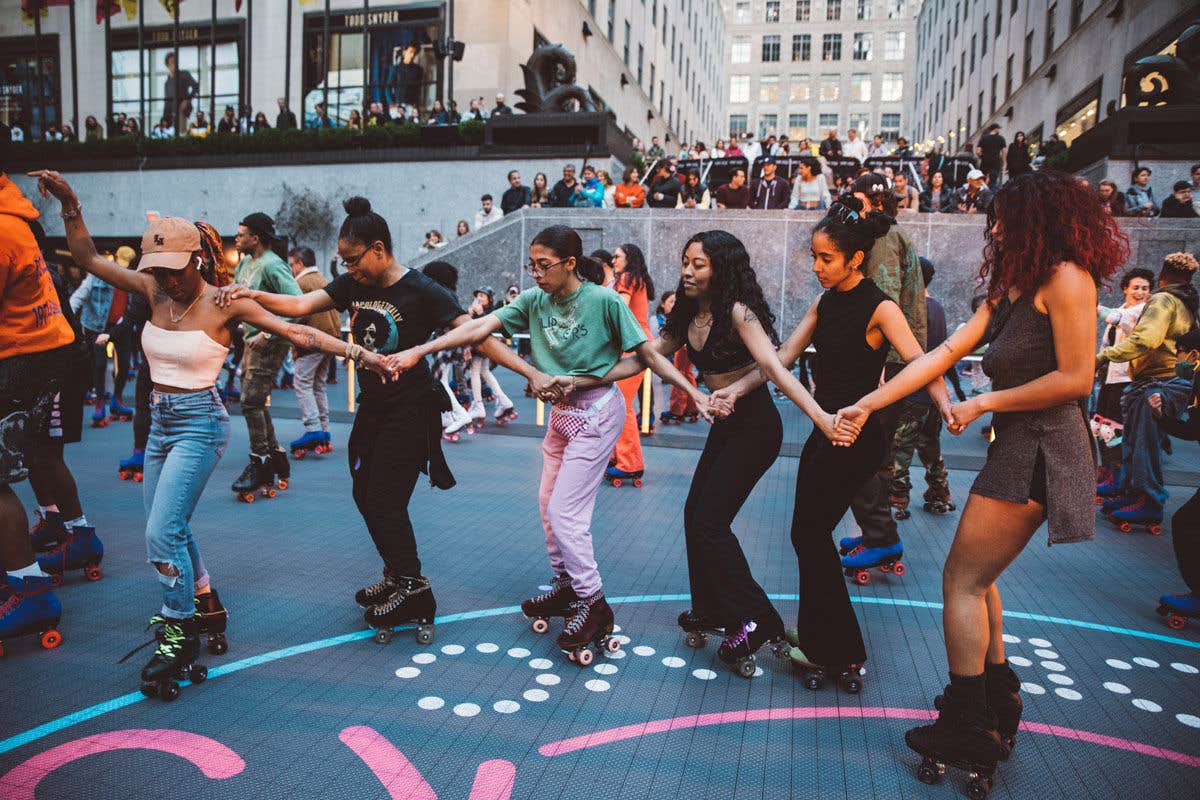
[538,386,625,597]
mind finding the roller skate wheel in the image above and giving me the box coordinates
[966,777,991,800]
[567,649,576,663]
[842,675,863,693]
[263,487,277,499]
[771,641,793,660]
[605,637,621,653]
[916,760,943,785]
[49,573,63,589]
[293,449,306,459]
[632,478,643,488]
[207,634,229,655]
[140,681,158,698]
[85,565,103,581]
[1095,495,1104,505]
[133,472,143,482]
[532,617,550,634]
[1148,524,1163,536]
[1168,614,1187,630]
[575,648,594,666]
[736,658,757,679]
[161,681,181,702]
[683,631,706,648]
[40,629,62,649]
[189,664,208,684]
[895,508,911,520]
[415,625,435,646]
[1119,522,1133,534]
[611,478,622,488]
[854,571,871,586]
[803,672,823,691]
[879,563,892,573]
[892,562,906,576]
[119,470,130,480]
[238,492,254,504]
[374,628,394,645]
[276,479,289,491]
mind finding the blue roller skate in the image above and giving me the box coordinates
[29,510,68,552]
[290,431,330,459]
[109,398,134,422]
[1106,493,1163,535]
[838,535,863,555]
[604,466,644,488]
[90,397,109,428]
[0,574,64,657]
[841,541,906,585]
[37,526,105,586]
[119,449,145,482]
[1157,593,1200,631]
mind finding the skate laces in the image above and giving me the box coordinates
[363,576,395,598]
[530,576,571,606]
[724,620,757,649]
[845,544,865,558]
[372,577,427,615]
[561,597,595,637]
[118,615,182,663]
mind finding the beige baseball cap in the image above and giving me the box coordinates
[137,216,200,271]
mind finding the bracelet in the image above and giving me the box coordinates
[344,342,364,361]
[61,203,82,220]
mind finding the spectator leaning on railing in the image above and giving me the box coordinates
[475,195,503,229]
[1160,181,1199,219]
[500,170,531,215]
[749,156,790,210]
[614,167,646,208]
[647,161,682,208]
[714,168,750,209]
[1125,167,1158,217]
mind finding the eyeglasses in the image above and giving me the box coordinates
[525,257,569,277]
[338,247,373,271]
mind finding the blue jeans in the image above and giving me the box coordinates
[143,388,230,619]
[1120,376,1191,507]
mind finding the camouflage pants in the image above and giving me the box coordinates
[886,397,949,501]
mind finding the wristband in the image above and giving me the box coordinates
[61,203,82,220]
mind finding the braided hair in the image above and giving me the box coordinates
[195,221,232,287]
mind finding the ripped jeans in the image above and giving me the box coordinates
[143,388,230,620]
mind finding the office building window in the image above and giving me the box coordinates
[730,74,750,103]
[1045,3,1056,57]
[827,0,842,21]
[734,2,750,23]
[762,34,781,62]
[982,17,989,54]
[888,0,905,18]
[792,34,811,61]
[851,73,872,102]
[822,33,842,61]
[758,113,778,137]
[990,73,998,112]
[789,74,811,102]
[950,67,956,100]
[766,0,780,22]
[970,34,976,71]
[853,32,874,61]
[819,74,840,101]
[732,36,751,64]
[849,112,870,135]
[607,0,615,39]
[623,20,631,65]
[729,113,748,136]
[637,44,644,85]
[1005,55,1013,98]
[995,0,1002,35]
[788,113,808,141]
[1070,0,1084,31]
[881,72,903,102]
[884,31,905,60]
[1022,31,1033,79]
[796,0,811,21]
[759,75,780,103]
[977,92,984,127]
[818,112,839,128]
[856,0,872,20]
[649,63,655,99]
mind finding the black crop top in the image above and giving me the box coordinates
[686,325,756,376]
[811,278,890,412]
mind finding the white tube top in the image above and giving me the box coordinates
[141,321,230,390]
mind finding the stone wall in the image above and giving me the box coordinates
[410,210,1200,334]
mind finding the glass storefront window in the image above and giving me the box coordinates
[1,38,59,138]
[1055,97,1096,145]
[112,42,240,132]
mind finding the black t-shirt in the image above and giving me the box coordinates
[978,132,1006,166]
[324,269,464,402]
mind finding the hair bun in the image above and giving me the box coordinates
[343,196,373,217]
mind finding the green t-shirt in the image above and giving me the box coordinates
[234,250,301,338]
[495,281,647,377]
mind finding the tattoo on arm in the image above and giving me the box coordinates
[939,341,954,354]
[302,331,318,350]
[743,307,758,323]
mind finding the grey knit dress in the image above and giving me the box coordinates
[971,294,1096,544]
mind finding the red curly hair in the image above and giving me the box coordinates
[980,170,1129,301]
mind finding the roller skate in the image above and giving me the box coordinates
[716,615,791,679]
[522,574,579,634]
[677,609,725,649]
[557,593,620,666]
[604,466,644,488]
[355,574,398,609]
[890,494,911,520]
[934,660,1023,758]
[0,574,63,657]
[195,590,230,655]
[495,402,519,425]
[1095,466,1123,504]
[906,677,1006,799]
[108,398,134,422]
[364,575,436,645]
[320,431,333,451]
[840,541,906,585]
[923,486,956,514]
[1100,491,1133,515]
[28,510,67,552]
[1157,592,1200,631]
[118,448,145,481]
[270,449,290,490]
[467,405,486,432]
[36,525,104,586]
[442,406,474,441]
[231,453,276,503]
[837,535,863,556]
[1106,493,1163,535]
[90,396,109,428]
[290,431,330,459]
[781,631,866,692]
[133,616,207,702]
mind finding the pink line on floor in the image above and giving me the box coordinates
[0,729,244,800]
[537,706,1200,768]
[339,726,517,800]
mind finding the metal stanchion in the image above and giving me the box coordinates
[640,369,651,434]
[536,398,545,426]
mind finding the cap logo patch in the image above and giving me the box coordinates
[154,235,165,245]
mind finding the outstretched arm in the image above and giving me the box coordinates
[873,300,952,411]
[630,339,709,417]
[214,283,334,317]
[386,314,504,373]
[29,170,154,298]
[567,333,682,390]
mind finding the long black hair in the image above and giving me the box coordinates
[422,260,458,292]
[662,230,778,347]
[813,195,894,271]
[616,242,655,300]
[339,196,393,253]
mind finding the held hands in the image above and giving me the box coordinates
[381,348,422,375]
[532,372,568,402]
[947,396,984,434]
[214,284,254,308]
[358,351,401,382]
[831,405,869,446]
[707,387,737,419]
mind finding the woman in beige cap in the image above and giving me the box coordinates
[29,170,393,699]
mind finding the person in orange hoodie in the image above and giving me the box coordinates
[605,243,655,485]
[0,125,75,653]
[613,167,646,209]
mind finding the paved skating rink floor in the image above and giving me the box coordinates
[2,370,1199,800]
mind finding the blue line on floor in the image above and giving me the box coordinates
[1,595,1194,757]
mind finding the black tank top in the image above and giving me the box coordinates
[811,278,890,412]
[686,326,755,376]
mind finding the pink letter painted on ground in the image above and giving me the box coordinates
[339,726,515,800]
[0,728,245,800]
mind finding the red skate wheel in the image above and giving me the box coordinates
[40,629,62,649]
[85,565,103,581]
[632,478,643,488]
[854,571,870,586]
[119,470,130,480]
[293,449,305,459]
[1119,522,1133,534]
[611,479,622,488]
[240,493,255,504]
[264,488,277,499]
[532,618,549,634]
[133,473,143,483]
[1149,525,1163,536]
[277,479,289,491]
[576,648,594,666]
[892,562,906,576]
[605,637,621,653]
[566,650,576,662]
[879,563,892,573]
[1167,614,1186,630]
[1095,496,1104,505]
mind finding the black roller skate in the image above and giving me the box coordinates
[364,575,436,645]
[557,593,620,666]
[890,494,912,520]
[934,660,1023,759]
[270,449,290,491]
[923,486,956,515]
[28,510,67,552]
[678,609,725,649]
[129,616,208,702]
[906,677,1006,799]
[231,453,276,503]
[521,574,579,634]
[783,633,866,693]
[196,590,230,655]
[717,615,791,679]
[355,574,399,609]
